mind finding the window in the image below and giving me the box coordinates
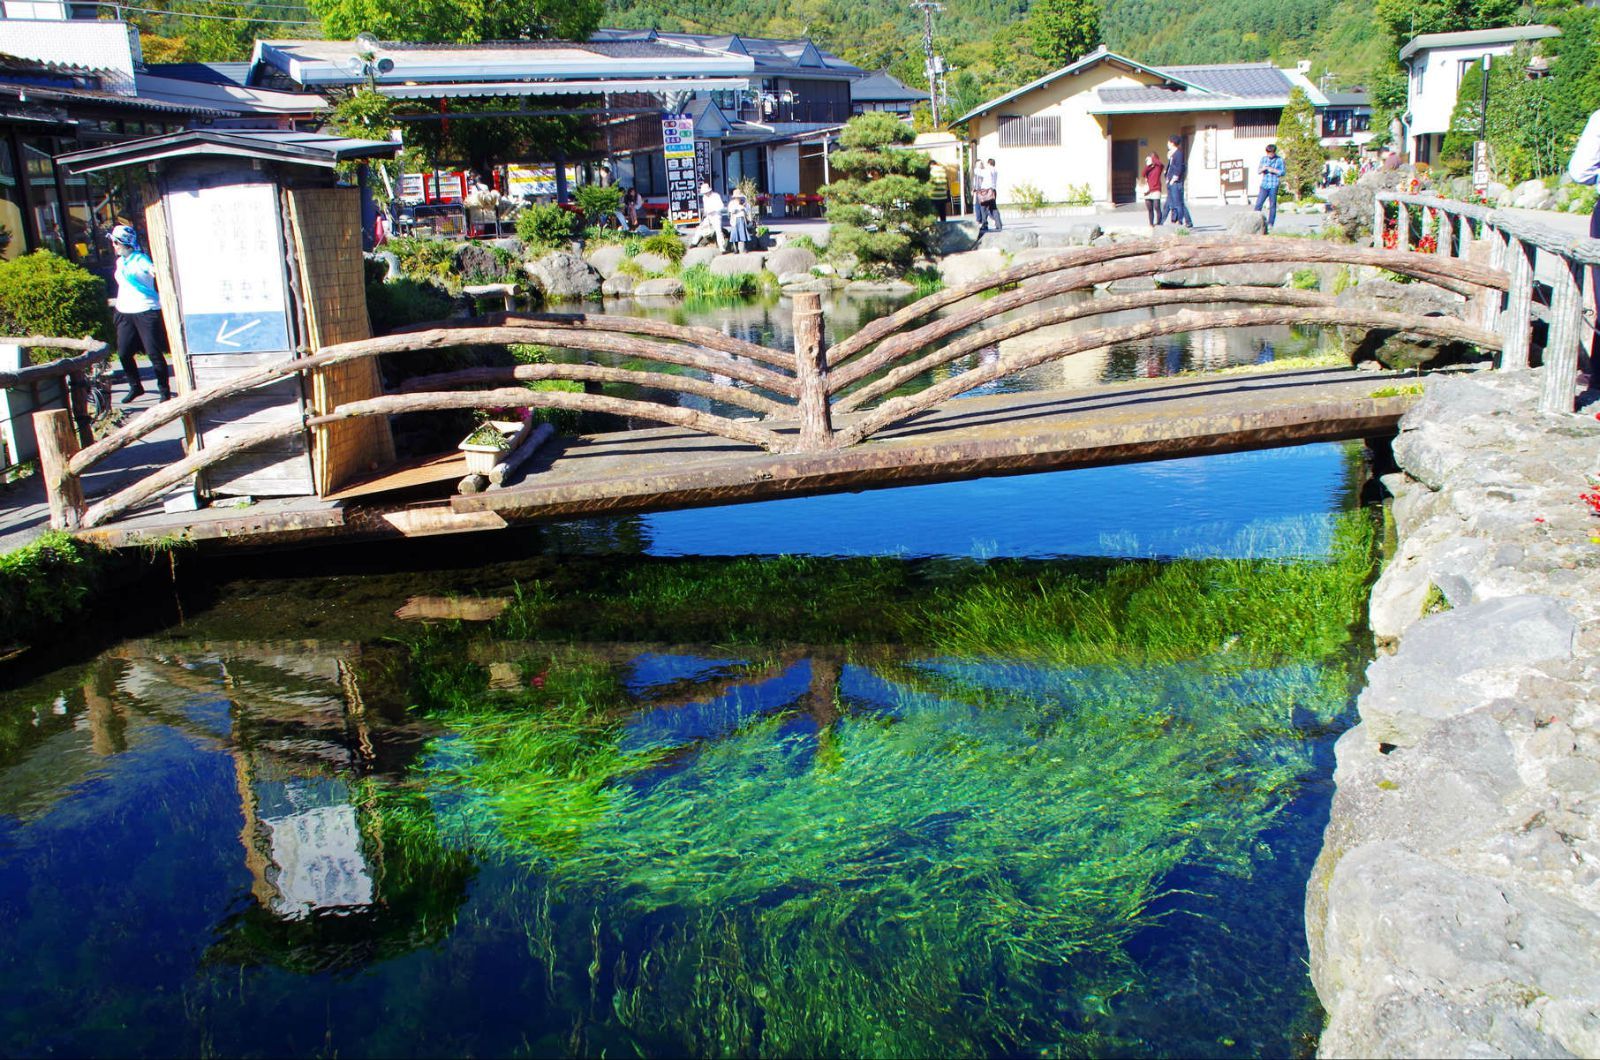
[997,114,1061,148]
[1233,109,1282,138]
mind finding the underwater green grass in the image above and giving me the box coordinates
[376,511,1377,1056]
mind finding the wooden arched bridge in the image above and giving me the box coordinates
[13,211,1594,551]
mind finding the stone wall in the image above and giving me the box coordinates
[1307,370,1600,1058]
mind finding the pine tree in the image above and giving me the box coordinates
[822,112,936,276]
[1274,88,1324,200]
[1026,0,1100,70]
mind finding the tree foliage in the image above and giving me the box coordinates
[309,0,603,43]
[823,113,936,276]
[132,0,296,63]
[1026,0,1100,69]
[1275,87,1325,199]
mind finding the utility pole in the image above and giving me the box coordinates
[912,0,943,128]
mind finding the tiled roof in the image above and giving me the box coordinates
[851,69,926,102]
[1157,63,1293,98]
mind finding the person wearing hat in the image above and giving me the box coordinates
[1255,144,1286,232]
[109,224,172,404]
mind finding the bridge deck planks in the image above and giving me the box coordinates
[453,365,1414,520]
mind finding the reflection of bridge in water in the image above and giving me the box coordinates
[19,219,1593,552]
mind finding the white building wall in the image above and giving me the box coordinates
[1406,40,1521,155]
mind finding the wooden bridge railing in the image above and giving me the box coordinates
[1374,191,1600,413]
[31,234,1530,533]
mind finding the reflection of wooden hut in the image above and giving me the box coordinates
[58,131,399,498]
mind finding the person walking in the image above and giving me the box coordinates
[1255,143,1286,232]
[727,186,753,254]
[109,224,171,404]
[1142,151,1165,227]
[975,158,1002,233]
[1163,136,1193,227]
[693,182,727,251]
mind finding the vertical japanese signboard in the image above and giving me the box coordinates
[662,113,700,224]
[166,180,292,357]
[1472,141,1490,192]
[694,140,713,190]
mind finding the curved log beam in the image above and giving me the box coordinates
[834,287,1342,412]
[312,387,790,453]
[318,326,799,397]
[829,241,1496,389]
[393,311,796,371]
[70,324,796,477]
[395,361,787,417]
[835,304,1503,448]
[826,236,1507,369]
[0,337,110,388]
[80,419,303,528]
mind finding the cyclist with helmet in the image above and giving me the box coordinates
[109,224,172,404]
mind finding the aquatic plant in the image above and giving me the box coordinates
[0,532,115,648]
[378,515,1376,1054]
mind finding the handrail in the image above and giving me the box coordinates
[835,285,1500,413]
[829,242,1505,393]
[1376,192,1600,266]
[828,236,1508,371]
[0,337,109,389]
[1373,190,1596,412]
[394,362,787,418]
[835,304,1499,447]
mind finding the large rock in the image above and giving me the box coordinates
[584,244,628,277]
[632,251,673,275]
[709,252,766,276]
[1510,178,1552,210]
[600,273,636,296]
[764,246,817,277]
[1359,595,1577,747]
[491,237,525,258]
[1228,210,1267,237]
[974,229,1038,252]
[779,278,832,294]
[934,219,980,254]
[525,252,601,300]
[938,249,1007,287]
[845,279,915,295]
[1334,280,1472,369]
[454,241,513,281]
[776,271,815,286]
[1036,223,1103,247]
[633,276,685,298]
[681,245,719,270]
[1316,843,1600,1059]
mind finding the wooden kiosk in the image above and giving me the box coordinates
[59,131,400,499]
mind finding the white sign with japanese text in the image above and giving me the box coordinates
[165,180,291,356]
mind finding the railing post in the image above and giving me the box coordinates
[1436,212,1454,258]
[791,291,833,450]
[33,407,85,530]
[1373,196,1385,250]
[1398,202,1413,252]
[1500,237,1535,370]
[1541,256,1584,413]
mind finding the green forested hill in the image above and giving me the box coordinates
[605,0,1394,108]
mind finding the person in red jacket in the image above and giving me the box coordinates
[1142,151,1165,227]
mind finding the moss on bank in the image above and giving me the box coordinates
[0,532,117,649]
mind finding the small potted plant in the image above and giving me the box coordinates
[458,420,521,473]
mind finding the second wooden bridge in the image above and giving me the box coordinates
[16,211,1595,552]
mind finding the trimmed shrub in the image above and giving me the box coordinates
[0,251,113,358]
[516,203,578,253]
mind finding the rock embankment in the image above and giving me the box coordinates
[1308,370,1600,1058]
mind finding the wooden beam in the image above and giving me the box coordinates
[395,360,787,417]
[836,286,1347,412]
[1541,255,1584,414]
[0,339,108,388]
[1500,237,1535,370]
[791,291,833,450]
[32,408,84,530]
[835,305,1501,447]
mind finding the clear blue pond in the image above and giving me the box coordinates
[0,293,1371,1058]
